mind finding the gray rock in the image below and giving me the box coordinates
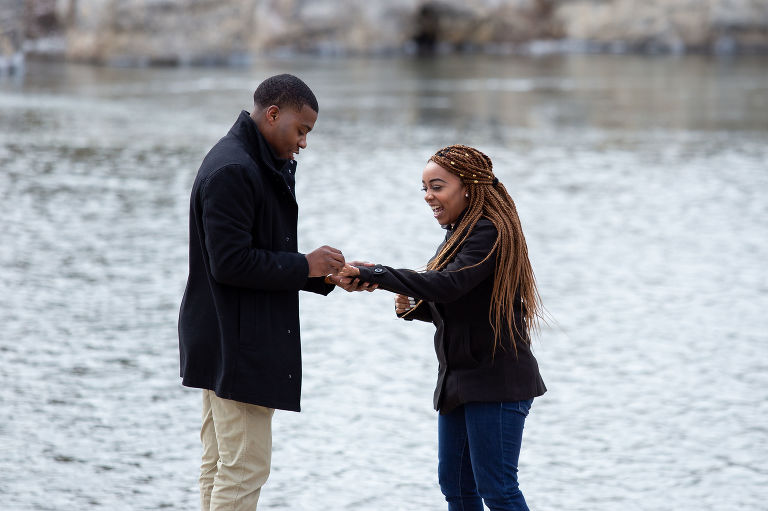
[0,0,25,74]
[28,0,768,64]
[557,0,768,53]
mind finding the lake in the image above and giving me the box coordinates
[1,53,766,510]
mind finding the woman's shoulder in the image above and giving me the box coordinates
[472,217,498,237]
[458,217,497,251]
[475,217,495,228]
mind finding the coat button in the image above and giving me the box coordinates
[287,329,291,334]
[285,236,290,242]
[288,374,292,379]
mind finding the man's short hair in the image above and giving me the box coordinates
[253,74,319,114]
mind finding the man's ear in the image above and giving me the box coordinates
[265,105,280,124]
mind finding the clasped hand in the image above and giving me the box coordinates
[327,263,376,292]
[304,246,375,292]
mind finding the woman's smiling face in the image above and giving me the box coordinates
[422,160,468,226]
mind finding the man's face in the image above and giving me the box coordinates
[261,105,318,161]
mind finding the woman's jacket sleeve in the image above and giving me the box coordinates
[397,302,434,322]
[356,221,497,304]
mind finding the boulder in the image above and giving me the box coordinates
[41,0,768,64]
[0,0,25,73]
[60,0,258,65]
[556,0,768,53]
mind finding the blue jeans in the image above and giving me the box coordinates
[438,399,533,511]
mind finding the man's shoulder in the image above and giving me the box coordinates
[203,134,252,168]
[197,136,263,184]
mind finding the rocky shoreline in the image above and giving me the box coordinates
[0,0,24,74]
[6,0,768,70]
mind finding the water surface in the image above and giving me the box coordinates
[1,54,767,510]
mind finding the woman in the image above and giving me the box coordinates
[338,145,546,511]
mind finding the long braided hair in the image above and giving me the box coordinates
[419,144,542,355]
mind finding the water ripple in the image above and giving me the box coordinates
[1,55,767,510]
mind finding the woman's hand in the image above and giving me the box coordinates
[395,294,417,315]
[326,262,377,292]
[336,263,361,278]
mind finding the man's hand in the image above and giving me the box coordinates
[328,261,377,292]
[306,246,345,277]
[395,294,416,314]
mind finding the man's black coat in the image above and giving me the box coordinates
[178,111,333,412]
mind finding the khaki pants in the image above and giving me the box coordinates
[199,389,275,510]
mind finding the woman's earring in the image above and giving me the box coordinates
[465,193,469,197]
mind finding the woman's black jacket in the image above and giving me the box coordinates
[178,111,333,412]
[355,219,546,413]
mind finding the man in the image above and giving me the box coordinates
[178,74,365,510]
